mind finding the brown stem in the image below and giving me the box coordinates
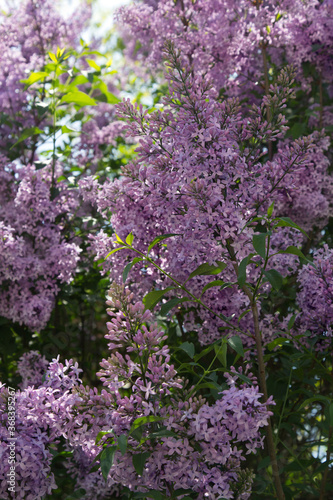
[249,299,285,500]
[227,242,285,500]
[261,43,273,161]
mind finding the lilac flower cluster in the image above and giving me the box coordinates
[0,288,272,499]
[0,0,129,333]
[85,45,329,349]
[0,0,90,332]
[16,351,49,390]
[0,358,82,499]
[0,159,80,331]
[63,285,272,499]
[296,245,333,350]
[117,0,333,108]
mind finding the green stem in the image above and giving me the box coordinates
[275,367,292,447]
[280,440,313,480]
[185,344,222,401]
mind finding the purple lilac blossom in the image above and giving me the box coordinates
[1,286,271,499]
[83,48,330,351]
[0,160,81,331]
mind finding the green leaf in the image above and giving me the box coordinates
[56,47,65,58]
[329,403,333,427]
[71,75,89,86]
[287,314,297,330]
[200,279,229,296]
[105,92,121,104]
[236,372,252,385]
[214,343,227,367]
[278,246,312,264]
[267,337,289,351]
[299,396,330,410]
[237,255,253,287]
[160,297,188,316]
[194,344,215,362]
[147,233,179,254]
[186,261,227,282]
[290,122,306,139]
[142,287,176,310]
[117,434,127,456]
[86,58,101,71]
[129,415,163,436]
[227,336,244,356]
[179,342,195,359]
[132,452,151,476]
[10,127,43,149]
[253,233,267,259]
[312,43,325,52]
[100,446,117,481]
[125,232,134,245]
[122,257,143,283]
[238,308,251,323]
[171,490,196,500]
[115,233,125,244]
[242,217,265,232]
[61,125,78,134]
[21,71,48,86]
[274,217,309,238]
[267,201,274,217]
[48,52,58,63]
[50,186,60,201]
[263,269,283,290]
[35,101,49,116]
[105,246,127,259]
[131,427,143,443]
[132,490,164,500]
[34,160,48,170]
[95,430,113,445]
[60,91,96,107]
[258,456,271,471]
[148,429,177,440]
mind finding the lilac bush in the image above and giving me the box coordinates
[117,0,333,108]
[0,160,80,331]
[0,0,332,499]
[0,0,91,153]
[1,287,271,499]
[0,0,124,333]
[86,45,327,352]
